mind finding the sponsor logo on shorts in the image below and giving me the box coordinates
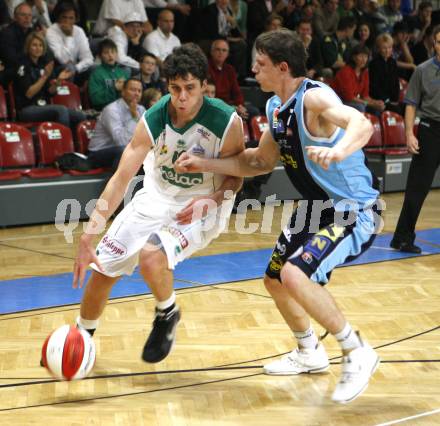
[165,227,188,250]
[100,235,127,257]
[301,251,313,264]
[276,242,286,256]
[269,252,283,272]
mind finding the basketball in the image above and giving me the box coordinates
[41,325,96,381]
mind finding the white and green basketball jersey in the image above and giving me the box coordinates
[141,94,237,202]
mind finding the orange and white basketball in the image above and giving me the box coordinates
[41,325,96,381]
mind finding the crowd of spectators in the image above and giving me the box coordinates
[0,0,439,137]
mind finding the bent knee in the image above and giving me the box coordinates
[280,263,307,290]
[139,246,168,276]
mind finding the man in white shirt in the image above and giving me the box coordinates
[143,9,181,61]
[94,0,152,36]
[109,12,147,72]
[46,1,93,85]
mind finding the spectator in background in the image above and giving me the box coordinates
[135,52,166,94]
[354,20,374,51]
[142,86,162,109]
[199,0,248,80]
[8,0,52,31]
[251,13,283,67]
[208,38,249,120]
[411,24,434,65]
[143,0,191,41]
[142,9,181,62]
[379,0,402,33]
[14,31,86,131]
[321,16,357,78]
[88,78,145,169]
[369,32,401,114]
[332,44,384,113]
[45,1,93,86]
[282,0,306,31]
[47,0,88,33]
[204,77,216,98]
[109,12,147,73]
[94,0,152,36]
[230,0,247,39]
[0,2,34,83]
[405,1,432,44]
[0,0,10,26]
[88,39,130,111]
[313,0,340,39]
[297,18,323,79]
[247,0,274,44]
[392,21,416,78]
[338,0,356,20]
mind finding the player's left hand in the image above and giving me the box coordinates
[175,195,219,225]
[305,146,343,170]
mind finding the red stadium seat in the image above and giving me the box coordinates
[38,121,105,176]
[0,86,8,121]
[363,112,384,153]
[0,122,62,179]
[250,115,269,140]
[37,122,75,164]
[380,111,408,154]
[76,119,96,153]
[51,81,82,110]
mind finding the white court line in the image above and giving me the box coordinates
[375,408,440,425]
[0,230,81,242]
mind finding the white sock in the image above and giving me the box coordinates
[333,322,362,351]
[294,326,319,350]
[156,292,176,311]
[76,316,99,331]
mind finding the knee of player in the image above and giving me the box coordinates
[139,247,168,278]
[280,263,305,293]
[263,274,283,294]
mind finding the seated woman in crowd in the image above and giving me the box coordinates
[331,44,385,114]
[14,32,86,132]
[369,32,403,114]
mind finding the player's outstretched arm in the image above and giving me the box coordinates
[174,126,279,178]
[73,121,152,288]
[304,88,373,170]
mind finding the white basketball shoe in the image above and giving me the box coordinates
[264,343,330,375]
[332,337,380,404]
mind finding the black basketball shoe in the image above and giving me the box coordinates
[142,306,181,363]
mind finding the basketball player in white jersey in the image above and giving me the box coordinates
[71,44,244,363]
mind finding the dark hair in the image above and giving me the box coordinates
[53,1,78,21]
[139,51,157,63]
[418,1,432,11]
[337,16,356,31]
[97,38,117,55]
[162,43,208,82]
[348,44,370,68]
[265,13,283,29]
[392,21,409,36]
[432,25,440,40]
[255,29,307,78]
[123,78,142,89]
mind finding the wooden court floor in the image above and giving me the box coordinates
[0,191,439,425]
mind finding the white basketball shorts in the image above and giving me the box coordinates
[91,193,233,277]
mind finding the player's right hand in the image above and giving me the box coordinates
[406,134,419,154]
[174,152,204,173]
[72,235,103,289]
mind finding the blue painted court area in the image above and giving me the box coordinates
[1,229,440,315]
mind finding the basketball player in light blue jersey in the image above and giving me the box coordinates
[175,29,382,404]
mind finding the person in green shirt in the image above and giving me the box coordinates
[88,38,130,110]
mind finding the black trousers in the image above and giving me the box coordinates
[393,118,440,243]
